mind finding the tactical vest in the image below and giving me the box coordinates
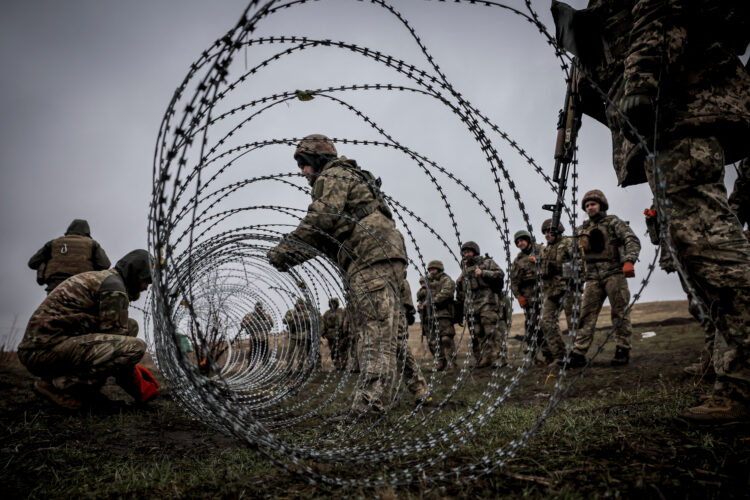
[44,235,95,279]
[579,217,620,263]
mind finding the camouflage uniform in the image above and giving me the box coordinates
[416,277,429,345]
[456,242,505,367]
[425,261,457,371]
[397,279,428,400]
[268,135,407,414]
[283,301,316,373]
[511,233,544,351]
[539,221,578,362]
[729,157,749,233]
[241,304,273,366]
[555,0,750,416]
[322,298,348,371]
[18,250,151,405]
[494,292,512,364]
[575,191,641,361]
[28,219,111,294]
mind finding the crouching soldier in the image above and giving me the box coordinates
[18,249,156,410]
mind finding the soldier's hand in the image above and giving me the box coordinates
[517,296,528,309]
[267,246,290,272]
[406,312,415,326]
[621,94,654,141]
[622,261,635,278]
[474,267,482,276]
[456,274,463,283]
[528,256,536,264]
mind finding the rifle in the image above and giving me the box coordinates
[543,59,581,236]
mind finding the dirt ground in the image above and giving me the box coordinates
[2,300,748,499]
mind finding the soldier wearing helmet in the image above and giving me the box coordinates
[416,275,429,344]
[538,219,578,365]
[456,241,507,368]
[568,190,640,368]
[510,229,544,358]
[268,134,407,417]
[419,260,457,371]
[241,302,274,366]
[283,298,319,374]
[322,297,348,371]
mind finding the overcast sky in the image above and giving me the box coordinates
[3,0,727,346]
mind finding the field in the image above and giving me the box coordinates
[2,301,749,499]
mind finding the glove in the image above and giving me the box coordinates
[644,208,656,218]
[267,246,291,272]
[623,261,635,278]
[517,296,528,309]
[621,94,654,142]
[528,256,536,264]
[406,311,415,326]
[132,365,159,403]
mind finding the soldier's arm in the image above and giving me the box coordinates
[28,242,52,270]
[480,259,504,285]
[92,242,111,270]
[97,275,130,335]
[432,276,455,305]
[510,262,521,297]
[614,218,642,262]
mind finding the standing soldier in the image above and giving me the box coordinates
[342,294,359,373]
[322,298,347,371]
[551,0,750,421]
[423,260,457,371]
[511,230,544,357]
[283,298,315,374]
[268,134,407,417]
[416,276,430,347]
[455,241,505,368]
[241,302,274,366]
[28,219,111,294]
[570,190,641,368]
[494,291,512,367]
[18,249,156,410]
[539,219,577,365]
[397,275,429,402]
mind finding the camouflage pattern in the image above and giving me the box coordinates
[581,190,609,211]
[494,293,512,364]
[416,280,430,343]
[511,242,544,342]
[241,305,273,365]
[456,254,505,365]
[18,269,144,392]
[322,303,348,370]
[28,219,111,293]
[425,269,456,369]
[728,157,749,230]
[283,303,316,372]
[397,279,427,399]
[574,273,633,354]
[540,235,577,361]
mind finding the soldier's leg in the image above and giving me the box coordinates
[351,262,402,414]
[604,274,632,347]
[477,310,499,367]
[467,313,485,364]
[573,280,606,357]
[540,294,565,362]
[495,315,508,365]
[396,322,428,400]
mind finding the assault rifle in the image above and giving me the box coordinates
[542,60,581,236]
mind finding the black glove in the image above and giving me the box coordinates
[406,311,415,326]
[621,94,654,142]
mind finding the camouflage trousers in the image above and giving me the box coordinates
[18,318,144,392]
[540,291,574,361]
[574,273,632,355]
[350,260,404,413]
[647,136,750,402]
[325,334,350,371]
[467,308,500,363]
[520,296,543,354]
[395,318,427,399]
[286,332,317,373]
[426,317,456,369]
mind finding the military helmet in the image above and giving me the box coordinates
[329,297,339,307]
[296,297,305,306]
[418,276,425,284]
[581,189,609,211]
[541,219,565,234]
[294,134,337,159]
[513,230,531,246]
[427,260,444,272]
[460,241,480,255]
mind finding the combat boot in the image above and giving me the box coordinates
[33,379,83,410]
[558,352,586,369]
[476,355,494,369]
[681,396,750,423]
[433,358,447,372]
[611,346,630,366]
[683,358,714,378]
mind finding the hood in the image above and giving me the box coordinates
[65,219,91,237]
[115,249,153,296]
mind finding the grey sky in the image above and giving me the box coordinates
[2,0,717,346]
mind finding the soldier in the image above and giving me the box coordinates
[422,260,457,371]
[729,158,749,240]
[342,294,360,373]
[539,219,578,365]
[455,241,505,368]
[416,276,428,345]
[17,249,155,410]
[28,219,111,294]
[241,302,274,366]
[494,291,512,366]
[510,230,544,357]
[322,298,348,371]
[268,134,407,417]
[397,275,429,402]
[569,190,641,368]
[283,298,315,373]
[552,0,750,421]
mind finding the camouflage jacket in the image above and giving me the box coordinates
[416,284,428,321]
[511,243,543,299]
[572,0,750,187]
[576,212,641,280]
[282,156,407,274]
[321,307,346,340]
[241,309,273,336]
[426,271,455,319]
[283,307,316,338]
[729,157,749,228]
[540,236,577,297]
[400,279,416,317]
[19,269,130,351]
[456,254,505,313]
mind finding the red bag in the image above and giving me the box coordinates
[132,365,159,403]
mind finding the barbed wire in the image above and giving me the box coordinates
[141,0,688,488]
